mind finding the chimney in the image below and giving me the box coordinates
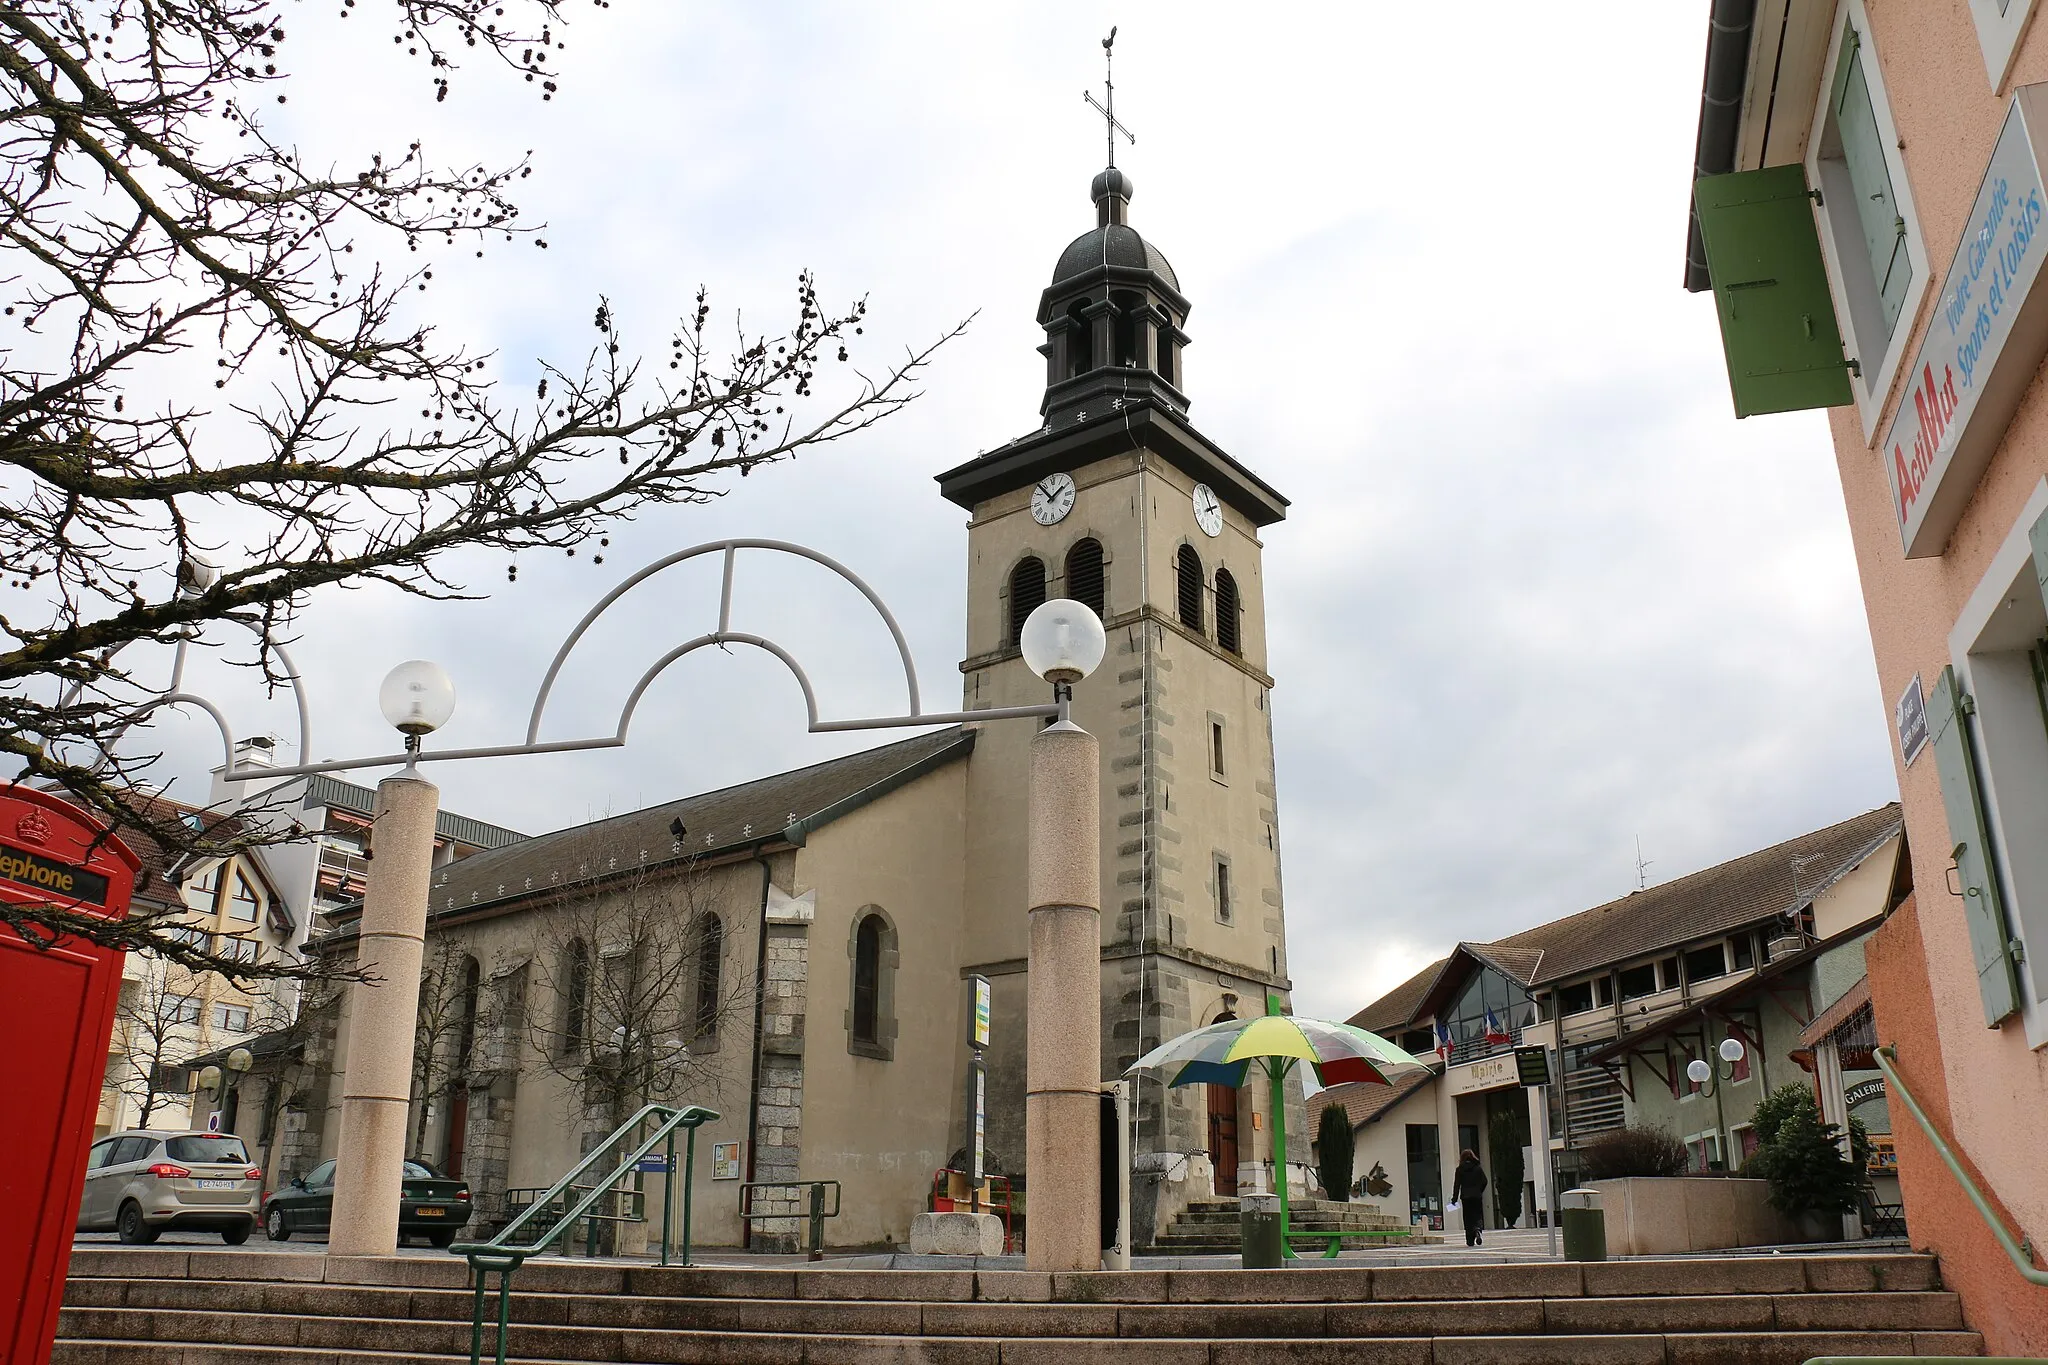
[233,735,278,769]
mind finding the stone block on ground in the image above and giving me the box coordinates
[907,1211,1004,1257]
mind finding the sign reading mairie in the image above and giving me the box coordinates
[1884,84,2048,559]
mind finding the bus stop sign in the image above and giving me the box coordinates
[0,786,139,1365]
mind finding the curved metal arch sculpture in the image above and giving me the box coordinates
[526,539,926,744]
[60,621,316,804]
[219,538,1060,786]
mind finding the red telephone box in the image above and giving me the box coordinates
[0,785,139,1365]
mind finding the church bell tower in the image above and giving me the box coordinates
[936,111,1297,1201]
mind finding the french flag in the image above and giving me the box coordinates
[1484,1009,1511,1045]
[1434,1020,1453,1061]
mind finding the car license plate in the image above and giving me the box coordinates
[415,1207,446,1217]
[196,1179,239,1190]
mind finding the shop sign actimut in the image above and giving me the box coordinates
[1885,84,2048,559]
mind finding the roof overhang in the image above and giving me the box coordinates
[1582,917,1875,1067]
[1685,0,1838,291]
[936,400,1288,527]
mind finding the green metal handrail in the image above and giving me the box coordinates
[1874,1044,2048,1286]
[449,1102,718,1365]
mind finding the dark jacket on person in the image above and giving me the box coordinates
[1453,1157,1488,1207]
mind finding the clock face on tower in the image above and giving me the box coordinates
[1192,483,1223,537]
[1031,472,1076,525]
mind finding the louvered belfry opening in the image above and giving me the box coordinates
[1176,544,1204,635]
[1215,568,1241,654]
[1066,538,1106,620]
[1010,555,1047,646]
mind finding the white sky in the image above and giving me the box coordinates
[130,2,1900,1023]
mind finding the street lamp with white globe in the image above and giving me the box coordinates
[1688,1035,1749,1172]
[1017,596,1109,1269]
[327,661,461,1255]
[378,660,456,751]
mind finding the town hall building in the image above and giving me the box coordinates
[281,158,1303,1251]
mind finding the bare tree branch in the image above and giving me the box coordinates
[0,1,961,975]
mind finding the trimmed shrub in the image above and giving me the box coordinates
[1488,1108,1527,1227]
[1579,1124,1688,1180]
[1315,1103,1354,1204]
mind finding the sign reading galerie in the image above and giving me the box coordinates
[1884,84,2048,559]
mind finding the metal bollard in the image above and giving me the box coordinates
[1560,1188,1606,1262]
[1240,1192,1284,1269]
[807,1182,826,1261]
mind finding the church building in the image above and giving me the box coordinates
[288,158,1300,1252]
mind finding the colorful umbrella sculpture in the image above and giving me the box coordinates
[1126,1000,1427,1257]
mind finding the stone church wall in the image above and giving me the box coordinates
[792,760,969,1247]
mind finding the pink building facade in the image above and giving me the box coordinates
[1686,1,2048,1352]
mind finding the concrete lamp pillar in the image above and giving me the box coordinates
[1024,717,1101,1272]
[328,771,441,1258]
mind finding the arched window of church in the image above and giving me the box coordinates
[561,937,590,1055]
[694,913,723,1039]
[1176,544,1205,635]
[1215,568,1241,655]
[1066,538,1106,619]
[848,909,898,1060]
[1009,556,1046,647]
[1066,299,1093,376]
[853,916,881,1042]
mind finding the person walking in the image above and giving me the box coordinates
[1452,1148,1489,1247]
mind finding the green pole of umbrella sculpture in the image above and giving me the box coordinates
[1127,995,1426,1258]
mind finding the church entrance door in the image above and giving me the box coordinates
[445,1089,468,1178]
[1207,1084,1238,1196]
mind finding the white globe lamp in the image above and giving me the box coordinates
[1686,1058,1711,1086]
[1718,1037,1745,1065]
[379,660,456,737]
[1019,599,1107,685]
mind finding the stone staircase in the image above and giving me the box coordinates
[1148,1196,1436,1254]
[55,1246,1982,1363]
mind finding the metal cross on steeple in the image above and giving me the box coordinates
[1083,27,1135,168]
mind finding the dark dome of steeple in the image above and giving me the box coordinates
[1051,225,1179,289]
[1050,166,1178,288]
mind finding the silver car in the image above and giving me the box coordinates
[75,1130,262,1244]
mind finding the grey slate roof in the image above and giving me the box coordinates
[1347,804,1903,1032]
[357,727,976,926]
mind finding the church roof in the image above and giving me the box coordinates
[1051,223,1179,291]
[322,727,975,931]
[1346,803,1903,1031]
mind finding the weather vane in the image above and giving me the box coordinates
[1083,27,1135,169]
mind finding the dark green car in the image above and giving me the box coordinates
[261,1157,471,1247]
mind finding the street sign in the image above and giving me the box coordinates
[635,1154,671,1173]
[1515,1046,1551,1088]
[968,974,990,1050]
[0,786,139,1365]
[970,1060,986,1183]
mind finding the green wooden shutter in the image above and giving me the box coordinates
[1927,664,2022,1027]
[1693,165,1855,418]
